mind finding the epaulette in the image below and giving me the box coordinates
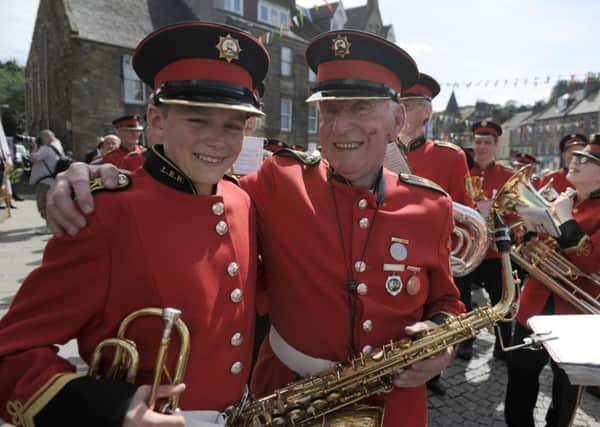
[433,140,461,152]
[399,173,447,195]
[223,174,240,186]
[90,173,131,194]
[273,148,321,166]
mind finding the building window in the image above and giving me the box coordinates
[258,1,289,29]
[224,0,243,14]
[281,47,292,76]
[281,98,292,132]
[308,103,318,134]
[122,55,146,104]
[308,68,316,82]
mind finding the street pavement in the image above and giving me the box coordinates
[1,187,599,426]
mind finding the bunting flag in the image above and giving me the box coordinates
[323,0,334,13]
[439,72,600,90]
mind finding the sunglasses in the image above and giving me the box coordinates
[571,156,597,165]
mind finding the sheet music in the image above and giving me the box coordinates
[516,206,561,237]
[233,136,264,176]
[528,315,600,385]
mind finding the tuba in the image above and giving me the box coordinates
[225,214,518,426]
[492,165,600,314]
[88,307,190,413]
[383,142,488,276]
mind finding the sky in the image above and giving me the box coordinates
[2,0,600,111]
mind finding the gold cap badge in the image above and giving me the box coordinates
[331,35,351,58]
[216,34,242,63]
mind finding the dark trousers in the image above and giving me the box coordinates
[505,322,582,427]
[456,258,512,350]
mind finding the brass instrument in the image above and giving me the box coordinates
[88,307,190,413]
[492,165,600,314]
[384,142,489,276]
[226,214,518,427]
[451,202,489,277]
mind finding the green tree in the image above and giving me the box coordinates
[0,60,26,135]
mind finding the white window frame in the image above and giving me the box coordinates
[281,98,293,132]
[308,103,318,134]
[281,47,293,77]
[224,0,243,15]
[122,55,146,105]
[258,0,290,29]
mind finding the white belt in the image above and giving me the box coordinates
[269,326,337,377]
[181,410,227,426]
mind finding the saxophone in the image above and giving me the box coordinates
[226,214,519,427]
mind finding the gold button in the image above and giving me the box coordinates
[358,199,368,209]
[230,361,243,374]
[354,261,366,273]
[227,262,239,277]
[230,288,243,303]
[212,202,225,216]
[573,208,579,214]
[362,345,372,355]
[362,320,373,332]
[356,283,368,295]
[359,218,369,229]
[216,221,228,236]
[231,332,243,346]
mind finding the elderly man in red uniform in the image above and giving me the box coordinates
[538,133,587,195]
[101,115,145,167]
[504,136,600,427]
[0,22,269,427]
[396,72,474,395]
[456,120,514,360]
[44,30,464,426]
[245,30,464,426]
[397,72,474,208]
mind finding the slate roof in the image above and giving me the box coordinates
[567,89,600,116]
[65,0,199,49]
[502,110,533,129]
[536,89,586,120]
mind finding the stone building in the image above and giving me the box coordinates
[25,0,391,159]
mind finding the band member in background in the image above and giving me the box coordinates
[456,120,514,361]
[538,134,587,194]
[512,152,540,184]
[101,115,145,167]
[44,30,464,427]
[0,22,269,426]
[397,72,474,395]
[504,136,600,427]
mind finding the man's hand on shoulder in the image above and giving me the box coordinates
[46,162,121,237]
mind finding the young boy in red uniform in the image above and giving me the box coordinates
[0,22,268,427]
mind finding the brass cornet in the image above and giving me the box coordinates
[88,307,190,413]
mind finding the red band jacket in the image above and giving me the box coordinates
[0,145,257,426]
[101,145,145,168]
[470,161,514,258]
[403,137,475,207]
[516,191,600,325]
[241,150,464,427]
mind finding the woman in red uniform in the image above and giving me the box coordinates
[505,136,600,427]
[0,22,268,427]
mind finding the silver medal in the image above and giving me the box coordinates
[389,242,408,261]
[385,275,403,296]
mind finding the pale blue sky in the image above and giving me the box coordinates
[2,0,599,111]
